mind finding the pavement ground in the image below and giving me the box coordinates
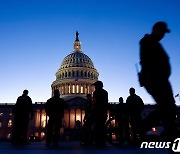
[0,141,172,154]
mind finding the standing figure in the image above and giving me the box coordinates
[116,97,125,144]
[45,90,67,146]
[139,21,177,140]
[92,81,108,146]
[81,94,94,145]
[12,89,33,144]
[126,87,144,143]
[116,97,131,144]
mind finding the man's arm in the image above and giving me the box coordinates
[29,97,34,120]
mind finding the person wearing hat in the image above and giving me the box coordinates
[139,21,177,141]
[92,81,108,146]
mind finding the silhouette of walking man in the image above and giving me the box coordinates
[126,87,144,143]
[139,21,177,141]
[12,89,33,144]
[45,90,66,147]
[92,81,108,146]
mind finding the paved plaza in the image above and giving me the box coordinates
[0,141,172,154]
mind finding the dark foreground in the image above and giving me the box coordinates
[0,141,172,154]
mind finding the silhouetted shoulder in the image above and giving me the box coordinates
[46,98,53,103]
[102,89,108,95]
[59,98,65,102]
[140,34,155,46]
[135,94,143,101]
[126,96,131,104]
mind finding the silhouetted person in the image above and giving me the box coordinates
[12,89,33,144]
[126,87,144,143]
[45,90,66,147]
[139,21,177,141]
[92,81,108,146]
[81,94,94,145]
[116,97,125,144]
[116,97,131,145]
[84,94,93,123]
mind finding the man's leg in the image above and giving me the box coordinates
[145,80,177,140]
[53,119,62,146]
[46,119,53,146]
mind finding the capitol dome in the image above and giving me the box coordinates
[51,32,99,100]
[60,52,95,69]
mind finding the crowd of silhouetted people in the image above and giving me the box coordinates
[10,21,178,148]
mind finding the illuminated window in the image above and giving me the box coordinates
[76,115,80,121]
[41,110,47,128]
[76,85,79,93]
[81,86,83,94]
[35,132,39,137]
[72,85,75,93]
[0,113,3,116]
[82,110,85,125]
[35,110,40,128]
[7,134,11,139]
[9,113,12,116]
[41,132,45,139]
[76,109,81,121]
[8,119,12,127]
[70,110,75,128]
[68,85,71,94]
[64,110,69,128]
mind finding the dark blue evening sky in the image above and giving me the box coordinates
[0,0,180,104]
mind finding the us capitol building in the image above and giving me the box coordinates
[52,31,99,100]
[0,32,100,140]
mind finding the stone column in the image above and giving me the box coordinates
[63,84,65,95]
[75,109,76,128]
[80,109,82,126]
[40,109,42,129]
[71,84,73,94]
[75,84,77,94]
[65,84,68,94]
[83,83,86,94]
[78,83,80,94]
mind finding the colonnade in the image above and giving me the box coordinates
[52,82,94,96]
[35,109,85,129]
